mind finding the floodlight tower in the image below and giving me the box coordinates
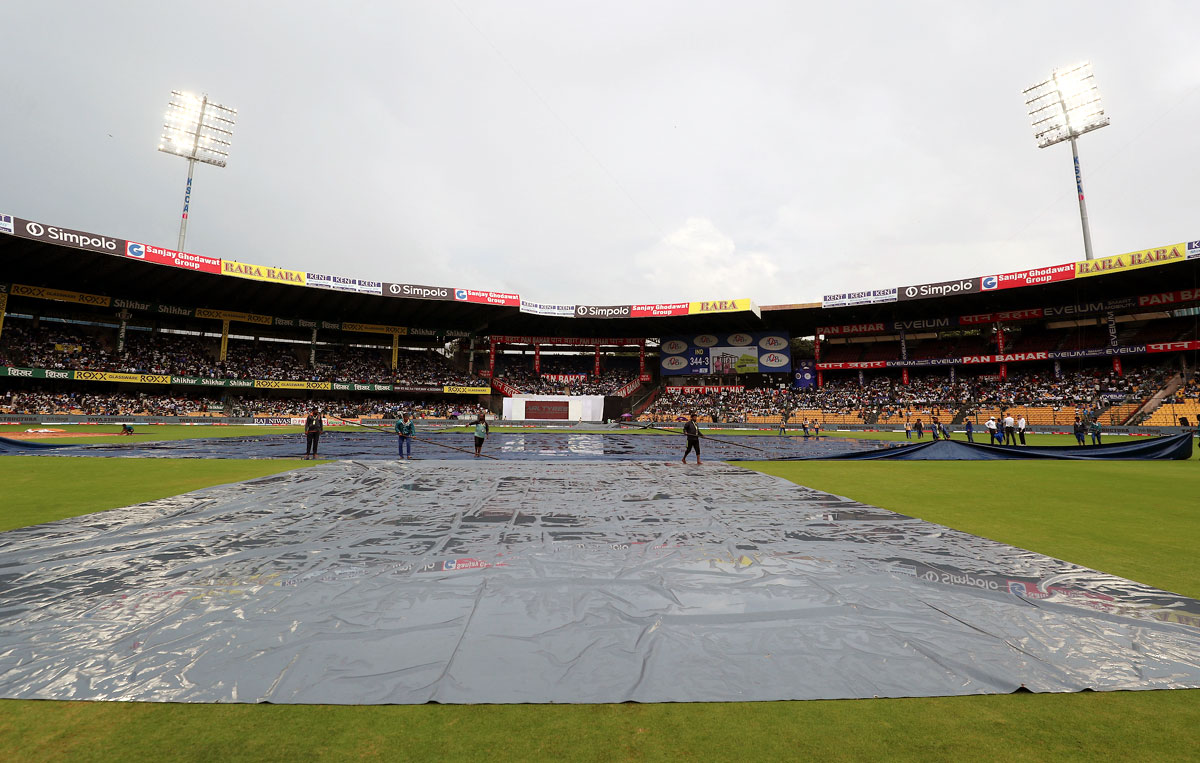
[158,91,237,253]
[1024,62,1109,260]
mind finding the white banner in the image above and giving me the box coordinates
[306,272,383,295]
[520,299,576,317]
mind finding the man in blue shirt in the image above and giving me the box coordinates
[395,412,416,459]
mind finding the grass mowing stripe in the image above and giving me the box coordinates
[0,457,323,532]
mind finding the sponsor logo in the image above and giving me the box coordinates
[759,352,789,368]
[693,334,718,347]
[0,213,13,235]
[815,323,886,336]
[892,317,951,331]
[631,302,689,317]
[519,300,576,317]
[661,340,688,354]
[1188,241,1200,260]
[455,289,468,300]
[661,356,689,372]
[822,288,897,308]
[574,304,632,318]
[126,242,145,258]
[981,275,998,290]
[112,298,153,311]
[687,298,753,315]
[758,335,788,350]
[384,282,453,300]
[15,218,122,253]
[1075,244,1186,278]
[443,385,491,395]
[897,277,979,301]
[1139,289,1200,307]
[222,261,306,285]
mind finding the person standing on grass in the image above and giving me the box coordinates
[1090,418,1102,446]
[779,410,788,437]
[964,419,974,443]
[904,420,912,439]
[985,416,997,444]
[682,412,704,465]
[812,419,821,438]
[802,419,811,438]
[1003,413,1016,446]
[472,413,489,458]
[304,408,323,460]
[395,412,415,460]
[914,418,924,439]
[1073,416,1086,445]
[1017,415,1027,445]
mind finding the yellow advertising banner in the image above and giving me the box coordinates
[73,370,171,385]
[11,283,111,307]
[253,379,332,390]
[221,261,308,287]
[687,298,756,315]
[195,307,274,325]
[342,322,407,335]
[1074,243,1187,278]
[443,385,492,395]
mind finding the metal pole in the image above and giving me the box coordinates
[1070,135,1095,261]
[178,158,195,252]
[177,94,208,253]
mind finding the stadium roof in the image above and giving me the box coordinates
[1,214,1197,339]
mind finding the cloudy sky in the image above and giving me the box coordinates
[2,1,1198,307]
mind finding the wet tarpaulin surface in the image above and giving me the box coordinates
[4,431,898,461]
[761,432,1197,461]
[2,460,1199,705]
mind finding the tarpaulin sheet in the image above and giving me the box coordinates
[771,433,1196,461]
[6,431,898,461]
[2,461,1199,704]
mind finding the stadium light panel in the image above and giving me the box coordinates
[1024,61,1109,149]
[1022,62,1109,260]
[158,90,238,253]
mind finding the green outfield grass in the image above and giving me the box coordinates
[2,439,1199,761]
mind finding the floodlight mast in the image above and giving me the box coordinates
[1024,62,1109,260]
[157,91,236,253]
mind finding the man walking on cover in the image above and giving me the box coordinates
[395,411,415,460]
[303,407,323,460]
[682,412,704,465]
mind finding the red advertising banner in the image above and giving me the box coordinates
[1146,340,1200,353]
[665,386,746,394]
[525,400,569,420]
[491,378,518,396]
[456,289,520,306]
[814,322,886,336]
[125,241,221,274]
[638,340,646,378]
[594,346,601,377]
[488,339,497,378]
[489,336,643,346]
[959,308,1044,325]
[815,361,888,370]
[1137,289,1200,308]
[631,302,689,318]
[960,352,1050,364]
[534,344,540,373]
[980,263,1075,291]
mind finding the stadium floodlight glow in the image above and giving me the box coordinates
[1023,62,1109,260]
[157,90,237,253]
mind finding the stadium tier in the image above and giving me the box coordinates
[0,214,1197,427]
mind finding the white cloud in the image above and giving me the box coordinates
[636,218,780,302]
